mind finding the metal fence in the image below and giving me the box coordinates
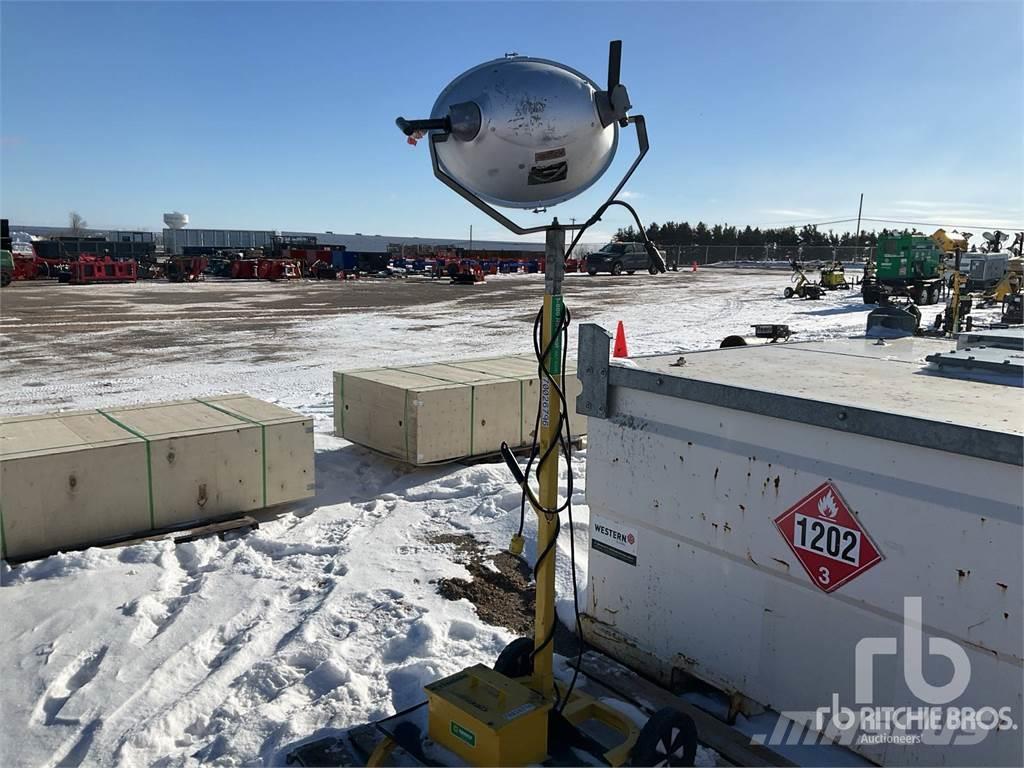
[661,244,875,267]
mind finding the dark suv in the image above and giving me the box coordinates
[585,242,651,275]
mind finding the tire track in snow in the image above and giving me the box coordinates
[31,646,108,727]
[123,546,214,646]
[41,718,103,768]
[30,647,110,768]
[94,496,399,764]
[109,585,308,763]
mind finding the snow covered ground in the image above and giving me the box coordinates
[1,271,889,766]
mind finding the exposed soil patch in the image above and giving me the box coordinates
[429,532,580,655]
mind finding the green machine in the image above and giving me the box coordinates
[1,218,14,287]
[1,249,14,287]
[862,233,944,305]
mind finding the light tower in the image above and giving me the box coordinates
[379,41,695,768]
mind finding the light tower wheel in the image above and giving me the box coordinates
[630,707,698,767]
[493,637,535,678]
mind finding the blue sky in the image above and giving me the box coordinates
[2,1,1021,243]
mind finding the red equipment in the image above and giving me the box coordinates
[166,256,207,282]
[258,259,301,281]
[231,259,259,279]
[34,257,71,279]
[13,255,39,281]
[287,248,332,274]
[11,244,69,280]
[450,259,485,284]
[64,256,137,285]
[230,258,302,281]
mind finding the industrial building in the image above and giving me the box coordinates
[11,225,155,242]
[160,228,548,256]
[12,223,549,256]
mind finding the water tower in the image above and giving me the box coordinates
[163,211,189,229]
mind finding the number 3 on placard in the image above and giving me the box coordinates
[818,566,831,586]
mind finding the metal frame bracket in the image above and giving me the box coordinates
[576,323,612,419]
[428,115,647,237]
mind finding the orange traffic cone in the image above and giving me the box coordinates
[613,320,629,358]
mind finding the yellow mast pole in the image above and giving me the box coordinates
[532,222,566,700]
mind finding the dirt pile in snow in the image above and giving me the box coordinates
[433,534,535,636]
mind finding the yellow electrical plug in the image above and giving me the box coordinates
[509,534,525,556]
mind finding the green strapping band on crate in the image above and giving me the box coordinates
[403,390,411,462]
[519,380,524,445]
[469,386,476,456]
[338,373,345,436]
[194,399,267,508]
[97,409,155,530]
[0,501,8,560]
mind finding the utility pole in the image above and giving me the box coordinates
[469,224,473,254]
[854,193,864,261]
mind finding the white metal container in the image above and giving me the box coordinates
[0,396,314,561]
[334,355,584,465]
[964,252,1009,289]
[576,326,1023,766]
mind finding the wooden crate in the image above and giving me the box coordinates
[0,396,314,561]
[200,396,316,507]
[333,355,585,465]
[0,411,150,560]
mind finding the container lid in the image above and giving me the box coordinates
[925,346,1024,383]
[956,327,1024,351]
[603,336,1022,465]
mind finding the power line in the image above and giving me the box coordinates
[733,215,1022,232]
[626,214,1022,235]
[859,217,1023,231]
[750,216,858,228]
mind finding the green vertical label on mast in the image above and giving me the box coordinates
[547,295,564,374]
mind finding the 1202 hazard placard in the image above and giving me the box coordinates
[773,481,883,593]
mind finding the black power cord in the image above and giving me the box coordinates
[502,297,577,711]
[565,198,666,273]
[529,303,575,706]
